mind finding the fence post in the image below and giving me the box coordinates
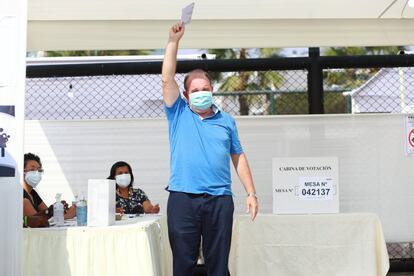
[308,48,324,114]
[346,94,352,113]
[269,91,276,115]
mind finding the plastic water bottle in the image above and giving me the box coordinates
[76,195,87,226]
[53,193,64,227]
[72,194,78,208]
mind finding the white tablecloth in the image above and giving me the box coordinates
[23,215,172,276]
[229,213,389,276]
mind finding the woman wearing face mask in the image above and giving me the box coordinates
[23,153,76,223]
[108,161,160,215]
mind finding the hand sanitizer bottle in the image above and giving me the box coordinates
[76,195,87,226]
[53,193,64,227]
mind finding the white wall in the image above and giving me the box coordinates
[25,113,414,242]
[0,0,27,275]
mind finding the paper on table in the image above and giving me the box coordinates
[181,2,195,25]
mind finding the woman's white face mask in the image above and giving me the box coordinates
[25,171,42,188]
[115,173,131,188]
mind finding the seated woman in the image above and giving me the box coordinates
[23,153,76,224]
[108,161,160,214]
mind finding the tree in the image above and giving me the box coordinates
[208,48,283,115]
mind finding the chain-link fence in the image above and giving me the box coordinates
[25,62,414,120]
[388,243,414,260]
[22,70,355,119]
[26,70,311,120]
[324,67,414,114]
[212,70,309,116]
[26,74,165,120]
[387,242,414,273]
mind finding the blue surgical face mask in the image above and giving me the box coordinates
[25,171,42,188]
[189,91,213,111]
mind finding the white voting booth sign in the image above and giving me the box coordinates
[273,157,339,214]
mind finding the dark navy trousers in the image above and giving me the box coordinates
[167,191,234,276]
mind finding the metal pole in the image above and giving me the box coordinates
[269,91,276,115]
[27,54,414,79]
[308,48,324,114]
[346,94,352,113]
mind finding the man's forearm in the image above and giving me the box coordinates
[234,153,259,220]
[162,41,179,83]
[233,153,256,195]
[239,165,256,195]
[162,24,182,106]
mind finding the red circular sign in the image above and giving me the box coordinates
[409,129,414,148]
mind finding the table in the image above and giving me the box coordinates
[23,215,172,276]
[229,213,389,276]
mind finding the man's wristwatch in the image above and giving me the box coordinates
[247,193,257,198]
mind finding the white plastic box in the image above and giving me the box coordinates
[87,179,115,226]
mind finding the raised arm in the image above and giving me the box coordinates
[162,22,185,107]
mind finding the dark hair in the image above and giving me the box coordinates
[107,161,134,187]
[183,69,212,91]
[24,153,42,169]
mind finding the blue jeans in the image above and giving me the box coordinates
[167,192,234,276]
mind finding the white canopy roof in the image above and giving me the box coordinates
[27,0,414,51]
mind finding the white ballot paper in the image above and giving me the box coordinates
[181,2,195,25]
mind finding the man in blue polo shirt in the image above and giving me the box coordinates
[162,21,259,276]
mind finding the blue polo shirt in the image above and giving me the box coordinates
[164,96,243,195]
